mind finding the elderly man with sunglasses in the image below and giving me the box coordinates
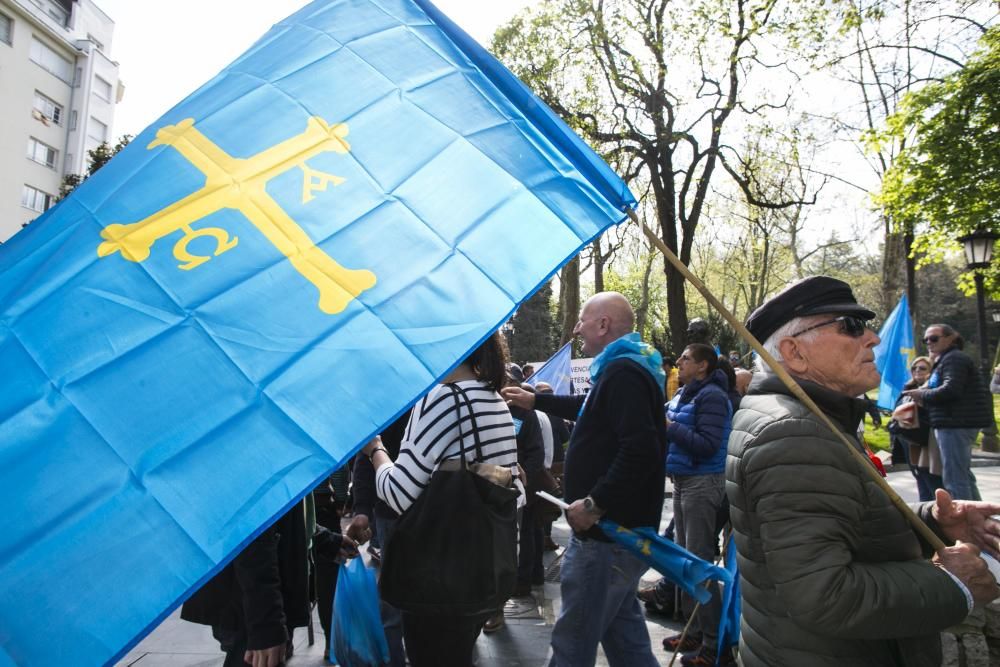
[727,276,1000,667]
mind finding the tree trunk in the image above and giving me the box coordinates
[593,237,605,293]
[904,227,919,336]
[635,252,655,338]
[882,225,908,315]
[664,258,687,356]
[559,255,580,345]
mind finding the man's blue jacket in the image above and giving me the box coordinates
[666,368,732,476]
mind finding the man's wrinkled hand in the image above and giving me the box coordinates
[565,499,600,534]
[935,541,1000,607]
[345,514,371,545]
[932,489,1000,558]
[244,644,285,667]
[500,386,535,410]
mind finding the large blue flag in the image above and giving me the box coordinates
[873,293,916,410]
[0,1,635,664]
[599,521,731,604]
[527,341,573,395]
[717,531,741,658]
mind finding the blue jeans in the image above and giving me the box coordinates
[935,428,982,501]
[549,536,659,667]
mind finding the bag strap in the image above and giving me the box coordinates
[445,382,485,464]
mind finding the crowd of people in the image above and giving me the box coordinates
[180,278,1000,667]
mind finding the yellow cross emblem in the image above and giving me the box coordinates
[97,117,377,314]
[901,345,915,365]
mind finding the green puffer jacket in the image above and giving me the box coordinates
[726,375,969,667]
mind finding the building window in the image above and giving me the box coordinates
[27,137,58,169]
[93,75,112,102]
[38,0,69,27]
[22,185,54,213]
[32,91,63,126]
[30,37,73,83]
[0,12,12,46]
[88,117,108,145]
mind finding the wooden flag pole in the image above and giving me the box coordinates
[629,209,946,552]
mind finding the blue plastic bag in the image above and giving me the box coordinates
[331,557,390,667]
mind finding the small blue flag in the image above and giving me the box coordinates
[527,341,573,395]
[717,531,741,657]
[873,294,916,410]
[598,521,731,604]
[0,1,635,665]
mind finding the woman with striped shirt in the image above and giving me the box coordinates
[361,331,519,666]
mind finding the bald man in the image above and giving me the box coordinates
[503,292,667,667]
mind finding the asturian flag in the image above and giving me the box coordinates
[527,341,574,395]
[0,1,635,664]
[873,293,916,410]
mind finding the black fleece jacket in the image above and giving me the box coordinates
[921,347,993,429]
[534,358,666,540]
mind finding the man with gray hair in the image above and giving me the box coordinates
[728,276,1000,666]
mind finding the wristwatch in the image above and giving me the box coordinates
[582,496,603,516]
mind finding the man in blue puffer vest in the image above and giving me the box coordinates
[663,343,734,667]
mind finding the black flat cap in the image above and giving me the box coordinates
[745,276,876,343]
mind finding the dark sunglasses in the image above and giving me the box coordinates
[790,315,868,338]
[922,335,941,344]
[911,365,930,373]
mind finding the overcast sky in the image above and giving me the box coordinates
[95,0,536,138]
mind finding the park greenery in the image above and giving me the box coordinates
[496,0,1000,365]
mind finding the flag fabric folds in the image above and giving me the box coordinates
[598,521,731,604]
[716,531,741,658]
[526,341,573,395]
[0,1,635,664]
[873,294,916,410]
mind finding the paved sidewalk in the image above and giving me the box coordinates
[118,466,1000,667]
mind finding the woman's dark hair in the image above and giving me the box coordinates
[685,343,718,375]
[927,323,964,350]
[717,355,736,392]
[464,331,509,392]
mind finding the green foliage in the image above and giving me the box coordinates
[508,280,559,363]
[876,27,1000,295]
[56,135,133,202]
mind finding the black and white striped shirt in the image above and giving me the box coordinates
[375,380,518,514]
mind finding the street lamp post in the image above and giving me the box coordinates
[959,229,999,381]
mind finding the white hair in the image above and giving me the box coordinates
[754,315,824,374]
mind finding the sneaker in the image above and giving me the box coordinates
[482,612,505,634]
[639,585,674,617]
[663,633,701,653]
[637,586,661,604]
[680,645,736,666]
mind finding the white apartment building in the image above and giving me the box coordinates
[0,0,122,242]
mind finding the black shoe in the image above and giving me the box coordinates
[663,633,702,653]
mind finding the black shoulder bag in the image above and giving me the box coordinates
[380,383,519,616]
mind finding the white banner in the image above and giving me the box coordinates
[528,357,593,394]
